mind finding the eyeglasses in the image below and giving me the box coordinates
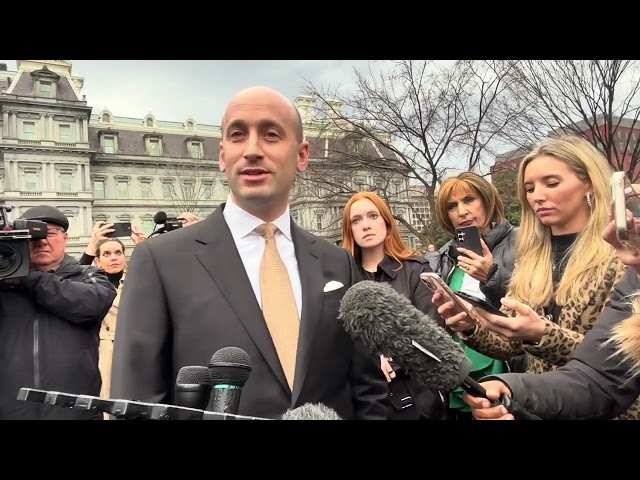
[46,227,65,238]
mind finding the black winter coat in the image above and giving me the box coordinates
[361,255,447,420]
[0,254,116,419]
[487,267,640,420]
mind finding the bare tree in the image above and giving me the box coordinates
[152,159,215,219]
[503,60,640,181]
[301,60,529,246]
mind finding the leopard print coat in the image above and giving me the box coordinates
[460,257,640,420]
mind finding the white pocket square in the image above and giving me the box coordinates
[323,280,344,293]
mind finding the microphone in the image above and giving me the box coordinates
[339,281,541,421]
[207,347,252,415]
[153,211,167,224]
[175,366,213,410]
[281,403,343,420]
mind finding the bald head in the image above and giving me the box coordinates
[221,86,304,143]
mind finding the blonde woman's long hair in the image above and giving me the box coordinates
[509,135,616,309]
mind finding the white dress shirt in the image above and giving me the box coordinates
[223,195,302,319]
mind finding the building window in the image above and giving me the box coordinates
[102,113,111,123]
[117,181,129,199]
[140,182,151,199]
[94,180,105,199]
[103,136,115,153]
[316,214,323,230]
[23,122,36,140]
[25,171,38,191]
[60,173,72,192]
[149,139,160,156]
[40,81,52,98]
[162,183,173,199]
[182,182,194,199]
[59,124,71,143]
[146,117,154,127]
[191,142,201,159]
[141,218,155,235]
[203,182,213,200]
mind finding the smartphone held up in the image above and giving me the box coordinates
[611,171,640,249]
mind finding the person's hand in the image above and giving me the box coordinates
[380,356,396,383]
[432,291,477,334]
[457,240,494,283]
[462,380,514,420]
[603,187,640,274]
[472,297,545,343]
[130,225,147,245]
[86,221,114,256]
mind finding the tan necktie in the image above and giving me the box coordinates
[255,223,300,391]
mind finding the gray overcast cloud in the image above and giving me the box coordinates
[0,60,384,127]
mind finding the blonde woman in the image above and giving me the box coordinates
[463,200,640,420]
[434,135,640,420]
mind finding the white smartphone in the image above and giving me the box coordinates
[419,272,480,322]
[611,171,640,244]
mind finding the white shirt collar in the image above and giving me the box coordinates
[223,194,292,241]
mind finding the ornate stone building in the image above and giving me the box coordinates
[0,60,428,258]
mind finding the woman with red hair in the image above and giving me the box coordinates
[342,191,446,420]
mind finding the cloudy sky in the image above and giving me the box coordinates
[0,60,384,126]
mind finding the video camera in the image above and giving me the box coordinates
[0,205,48,280]
[148,211,182,239]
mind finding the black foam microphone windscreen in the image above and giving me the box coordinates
[175,365,213,410]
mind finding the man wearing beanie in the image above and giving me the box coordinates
[0,205,116,419]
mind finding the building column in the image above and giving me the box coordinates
[2,112,9,137]
[84,164,91,192]
[13,162,20,190]
[12,113,18,137]
[50,163,56,191]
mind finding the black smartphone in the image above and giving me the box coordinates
[455,226,483,256]
[105,222,132,238]
[454,291,507,317]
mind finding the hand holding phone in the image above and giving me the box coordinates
[105,222,132,238]
[420,272,480,330]
[611,171,640,247]
[455,226,484,257]
[454,291,507,317]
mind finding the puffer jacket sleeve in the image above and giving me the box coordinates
[484,267,640,420]
[19,265,116,325]
[479,228,517,306]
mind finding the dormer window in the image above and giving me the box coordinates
[99,131,119,154]
[144,134,163,157]
[30,66,60,99]
[185,136,204,159]
[144,114,156,128]
[102,113,111,123]
[146,118,154,127]
[40,81,52,98]
[190,141,203,159]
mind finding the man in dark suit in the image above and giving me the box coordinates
[110,86,389,419]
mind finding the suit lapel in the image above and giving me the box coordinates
[290,223,325,405]
[193,206,289,395]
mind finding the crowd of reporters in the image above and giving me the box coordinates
[2,86,640,421]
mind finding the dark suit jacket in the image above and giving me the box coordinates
[110,205,389,419]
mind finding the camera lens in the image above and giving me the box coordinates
[0,243,20,278]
